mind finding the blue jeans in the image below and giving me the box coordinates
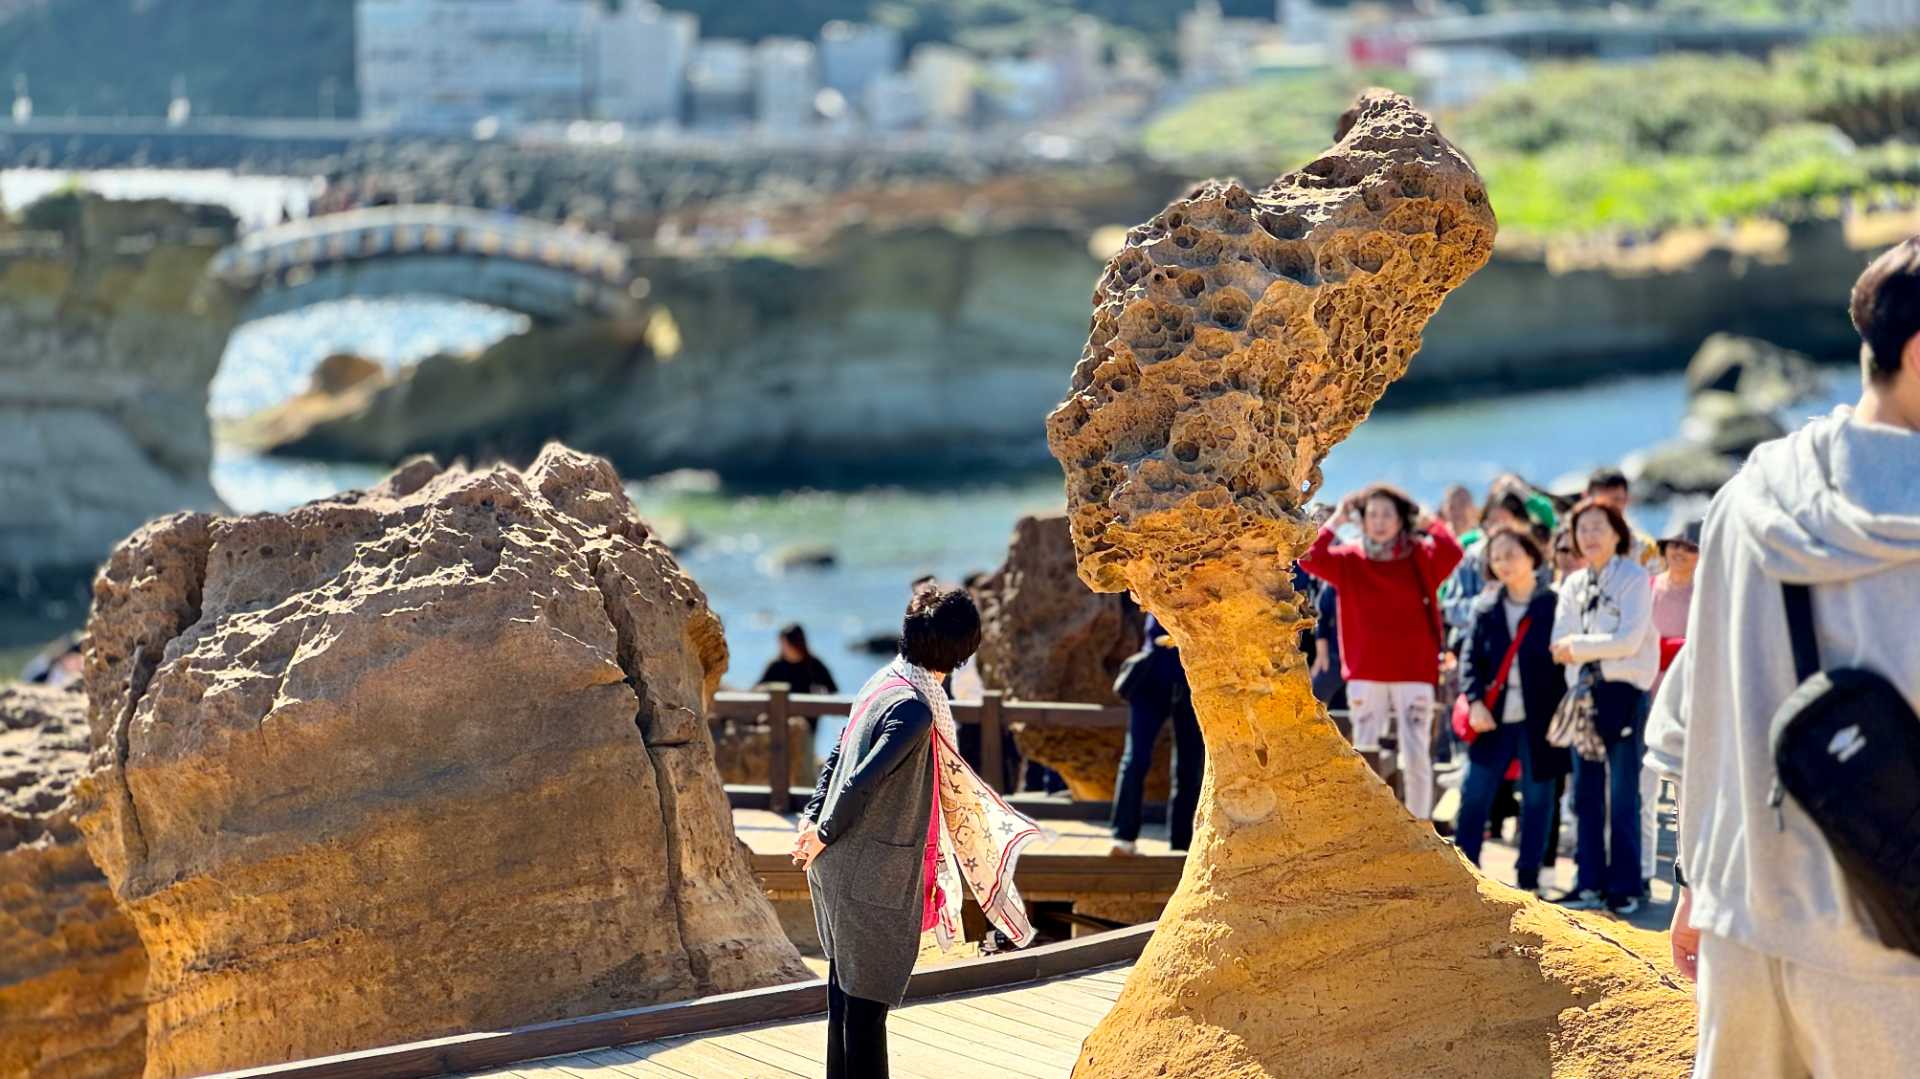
[1572,682,1648,899]
[1110,682,1205,850]
[1455,722,1555,889]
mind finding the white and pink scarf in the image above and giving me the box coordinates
[840,656,1048,950]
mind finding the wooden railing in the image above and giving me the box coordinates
[711,686,1130,813]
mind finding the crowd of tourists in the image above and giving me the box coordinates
[1296,465,1686,916]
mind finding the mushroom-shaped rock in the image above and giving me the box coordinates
[1048,91,1695,1078]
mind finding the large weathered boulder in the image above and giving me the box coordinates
[0,682,145,1079]
[0,194,236,603]
[72,444,809,1077]
[1048,90,1694,1078]
[971,514,1161,801]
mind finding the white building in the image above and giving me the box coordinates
[1407,45,1528,108]
[1853,0,1920,27]
[906,44,978,127]
[687,38,754,129]
[754,37,819,131]
[357,0,592,131]
[819,20,901,102]
[1039,15,1106,106]
[862,71,924,132]
[981,57,1064,123]
[592,1,696,127]
[1177,1,1255,87]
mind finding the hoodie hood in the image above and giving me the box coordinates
[1741,405,1920,583]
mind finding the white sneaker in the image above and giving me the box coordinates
[1108,839,1139,857]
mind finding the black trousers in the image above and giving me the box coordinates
[1110,679,1206,850]
[827,960,889,1079]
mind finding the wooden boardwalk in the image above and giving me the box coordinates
[463,964,1126,1079]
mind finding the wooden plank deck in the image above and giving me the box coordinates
[466,964,1129,1079]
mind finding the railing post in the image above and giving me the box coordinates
[981,690,1005,794]
[767,684,792,816]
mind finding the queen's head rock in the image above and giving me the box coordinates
[72,443,807,1077]
[1049,92,1695,1079]
[1047,89,1495,645]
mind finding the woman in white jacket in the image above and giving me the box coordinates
[1550,498,1661,913]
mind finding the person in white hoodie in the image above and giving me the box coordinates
[1550,498,1661,913]
[1647,236,1920,1077]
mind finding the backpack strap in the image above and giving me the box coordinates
[1781,582,1821,683]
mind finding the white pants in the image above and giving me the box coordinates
[1697,932,1920,1078]
[1640,765,1661,881]
[1347,679,1435,819]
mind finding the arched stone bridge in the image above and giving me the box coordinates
[209,205,643,324]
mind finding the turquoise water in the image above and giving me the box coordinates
[207,301,1857,698]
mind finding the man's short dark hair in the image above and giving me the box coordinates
[900,586,982,673]
[1852,237,1920,385]
[1586,468,1630,495]
[778,623,808,650]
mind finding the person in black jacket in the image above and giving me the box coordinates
[1454,526,1572,895]
[1109,612,1205,854]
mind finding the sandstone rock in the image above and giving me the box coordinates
[0,682,145,1079]
[971,515,1161,801]
[308,353,385,396]
[1047,90,1695,1078]
[72,444,808,1077]
[0,194,235,602]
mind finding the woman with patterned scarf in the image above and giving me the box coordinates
[791,584,1048,1078]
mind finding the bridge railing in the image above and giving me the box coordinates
[209,205,632,287]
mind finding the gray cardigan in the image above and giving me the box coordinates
[803,690,934,1004]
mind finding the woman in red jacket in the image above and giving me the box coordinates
[1301,483,1464,820]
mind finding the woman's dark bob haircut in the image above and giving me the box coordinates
[900,585,982,673]
[1484,524,1545,569]
[1567,498,1634,557]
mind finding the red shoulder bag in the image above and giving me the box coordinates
[1450,614,1532,745]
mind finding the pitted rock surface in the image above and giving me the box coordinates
[1049,89,1496,615]
[0,682,146,1079]
[73,444,807,1078]
[1049,92,1695,1079]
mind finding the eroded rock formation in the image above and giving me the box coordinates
[72,444,809,1077]
[1047,91,1695,1078]
[971,514,1162,801]
[0,194,235,602]
[0,682,145,1079]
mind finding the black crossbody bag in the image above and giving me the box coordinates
[1767,582,1920,957]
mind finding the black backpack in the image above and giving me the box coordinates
[1767,582,1920,957]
